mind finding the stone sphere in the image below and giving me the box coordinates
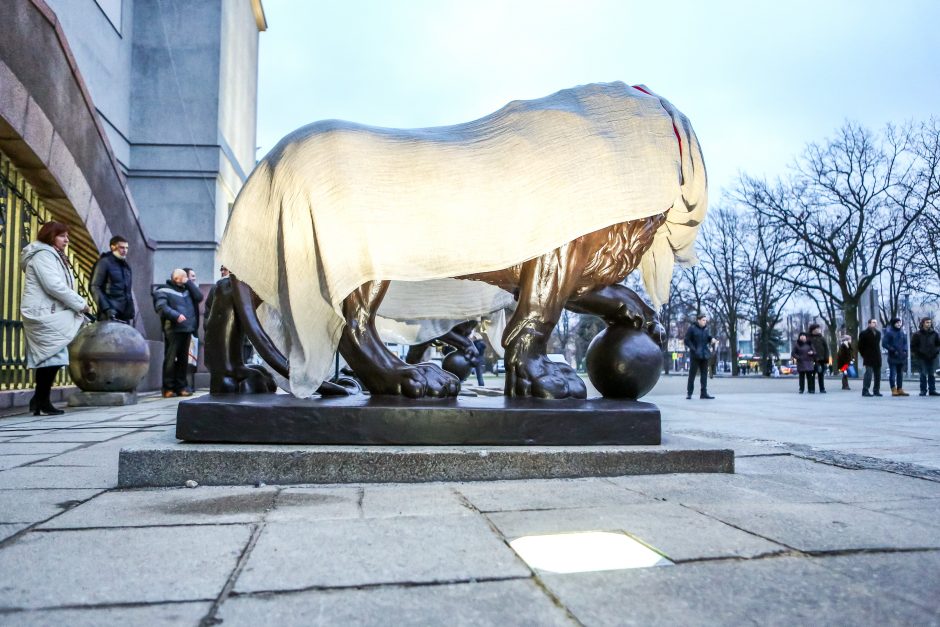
[68,321,150,392]
[441,351,473,381]
[585,325,662,399]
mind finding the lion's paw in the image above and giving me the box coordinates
[506,355,587,399]
[368,363,460,398]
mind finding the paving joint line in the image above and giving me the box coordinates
[0,597,213,615]
[228,575,534,599]
[198,522,265,626]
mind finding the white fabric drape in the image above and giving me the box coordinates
[220,82,707,397]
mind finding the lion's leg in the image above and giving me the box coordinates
[338,280,460,397]
[566,284,666,347]
[502,244,589,399]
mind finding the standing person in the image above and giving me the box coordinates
[792,332,817,394]
[684,313,716,399]
[153,268,204,398]
[20,222,91,415]
[836,335,854,390]
[89,236,134,322]
[182,267,200,390]
[882,317,909,396]
[470,333,487,386]
[808,324,830,394]
[911,317,940,397]
[857,318,883,397]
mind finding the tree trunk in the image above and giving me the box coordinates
[729,318,739,376]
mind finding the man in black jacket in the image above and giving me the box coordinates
[153,268,204,397]
[911,317,940,397]
[857,318,883,397]
[684,313,716,400]
[809,323,830,393]
[90,236,134,322]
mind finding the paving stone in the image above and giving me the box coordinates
[218,579,569,626]
[486,503,785,562]
[695,501,940,552]
[0,489,103,523]
[608,470,830,505]
[0,525,251,608]
[734,455,940,502]
[235,515,529,593]
[0,602,211,626]
[852,497,940,527]
[0,465,116,489]
[539,556,935,626]
[40,486,278,528]
[811,551,940,613]
[455,477,656,512]
[265,487,366,522]
[361,483,475,518]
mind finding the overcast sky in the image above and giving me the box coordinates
[256,0,940,200]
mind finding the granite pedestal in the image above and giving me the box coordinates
[68,391,138,407]
[175,394,661,446]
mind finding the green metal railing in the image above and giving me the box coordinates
[0,151,96,390]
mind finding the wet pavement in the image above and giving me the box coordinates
[0,374,938,625]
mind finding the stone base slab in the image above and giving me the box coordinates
[176,394,661,446]
[118,430,733,487]
[68,391,138,407]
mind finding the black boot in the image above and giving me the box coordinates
[38,402,64,416]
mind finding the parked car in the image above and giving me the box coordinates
[492,359,505,375]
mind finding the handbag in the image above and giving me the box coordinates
[188,336,199,367]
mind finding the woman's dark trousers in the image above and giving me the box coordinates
[31,365,60,409]
[799,371,816,393]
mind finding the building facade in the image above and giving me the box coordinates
[0,0,264,394]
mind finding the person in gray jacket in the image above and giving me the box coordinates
[153,268,204,397]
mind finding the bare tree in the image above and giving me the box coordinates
[876,226,923,319]
[698,206,748,375]
[911,203,940,304]
[740,209,799,375]
[737,119,940,341]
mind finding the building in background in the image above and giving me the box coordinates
[0,0,264,395]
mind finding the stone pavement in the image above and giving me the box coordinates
[0,375,938,625]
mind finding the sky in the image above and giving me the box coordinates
[256,0,940,201]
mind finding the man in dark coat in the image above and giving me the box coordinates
[857,318,883,397]
[911,317,940,397]
[808,323,830,393]
[882,317,909,396]
[153,268,204,397]
[684,313,716,399]
[90,236,134,322]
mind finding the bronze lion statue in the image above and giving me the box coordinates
[207,82,706,399]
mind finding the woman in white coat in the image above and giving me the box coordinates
[20,221,90,415]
